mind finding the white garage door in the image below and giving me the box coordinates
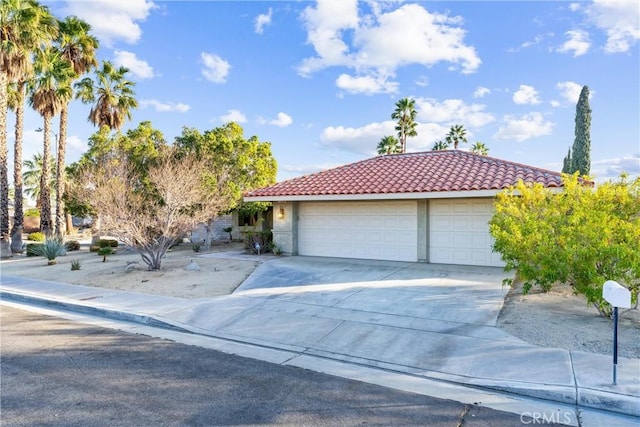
[429,199,504,267]
[298,201,418,262]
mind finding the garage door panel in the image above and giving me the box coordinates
[299,201,417,262]
[429,199,504,267]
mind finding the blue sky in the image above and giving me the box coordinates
[11,0,640,183]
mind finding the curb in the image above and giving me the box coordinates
[2,289,638,419]
[0,290,192,334]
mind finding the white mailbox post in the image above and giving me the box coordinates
[602,280,632,385]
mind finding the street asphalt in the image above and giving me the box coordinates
[1,253,639,426]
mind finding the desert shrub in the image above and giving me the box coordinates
[65,240,81,251]
[27,232,45,242]
[98,239,118,248]
[32,238,66,264]
[98,246,114,262]
[89,245,100,252]
[192,243,201,253]
[244,231,273,254]
[490,173,640,317]
[70,259,82,271]
[26,243,44,257]
[24,208,39,217]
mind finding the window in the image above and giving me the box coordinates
[238,212,259,226]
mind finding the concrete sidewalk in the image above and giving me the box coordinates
[1,256,639,423]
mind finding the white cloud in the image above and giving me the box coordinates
[494,112,554,142]
[298,1,480,94]
[557,29,591,56]
[591,153,640,180]
[140,99,190,113]
[320,121,395,155]
[64,0,155,47]
[280,162,342,176]
[555,81,589,104]
[200,52,231,83]
[255,8,273,34]
[473,86,490,98]
[319,120,449,155]
[219,109,247,123]
[569,3,581,12]
[113,50,154,79]
[513,85,541,105]
[336,73,398,94]
[415,98,495,127]
[66,135,88,158]
[415,76,429,87]
[586,0,640,53]
[269,112,293,127]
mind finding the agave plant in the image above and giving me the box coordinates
[34,237,65,265]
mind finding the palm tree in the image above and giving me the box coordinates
[0,0,57,255]
[391,97,417,153]
[471,142,489,156]
[28,46,74,236]
[431,140,449,151]
[55,16,98,236]
[75,61,137,244]
[445,124,468,149]
[376,135,402,155]
[75,60,138,131]
[23,152,55,207]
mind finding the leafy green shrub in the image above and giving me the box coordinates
[65,240,81,251]
[490,173,640,317]
[243,231,273,254]
[70,259,82,271]
[98,246,114,262]
[27,232,45,242]
[26,243,44,257]
[192,243,201,253]
[98,239,118,248]
[24,208,39,217]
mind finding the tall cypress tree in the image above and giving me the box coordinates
[562,148,572,173]
[570,85,591,175]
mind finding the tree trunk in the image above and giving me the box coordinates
[203,216,217,250]
[0,71,10,258]
[11,81,26,253]
[55,105,69,237]
[65,213,73,235]
[39,114,53,236]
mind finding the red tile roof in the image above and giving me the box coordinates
[245,150,564,198]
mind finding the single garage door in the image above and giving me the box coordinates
[298,201,418,262]
[429,198,504,267]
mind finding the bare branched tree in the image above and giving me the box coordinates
[74,150,226,270]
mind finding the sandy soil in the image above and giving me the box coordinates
[0,241,260,299]
[2,240,638,358]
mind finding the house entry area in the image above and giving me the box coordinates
[296,198,504,267]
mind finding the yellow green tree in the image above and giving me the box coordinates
[490,173,639,317]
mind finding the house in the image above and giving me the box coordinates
[243,150,564,267]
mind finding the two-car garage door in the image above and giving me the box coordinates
[298,201,418,262]
[297,199,504,267]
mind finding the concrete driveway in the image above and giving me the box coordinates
[235,256,511,329]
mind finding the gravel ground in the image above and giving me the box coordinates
[497,280,640,358]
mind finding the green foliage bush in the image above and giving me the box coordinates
[27,232,46,242]
[65,240,81,251]
[24,208,39,217]
[71,259,82,271]
[26,243,44,257]
[490,173,640,317]
[98,246,115,262]
[98,239,118,248]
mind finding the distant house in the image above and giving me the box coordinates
[244,150,564,267]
